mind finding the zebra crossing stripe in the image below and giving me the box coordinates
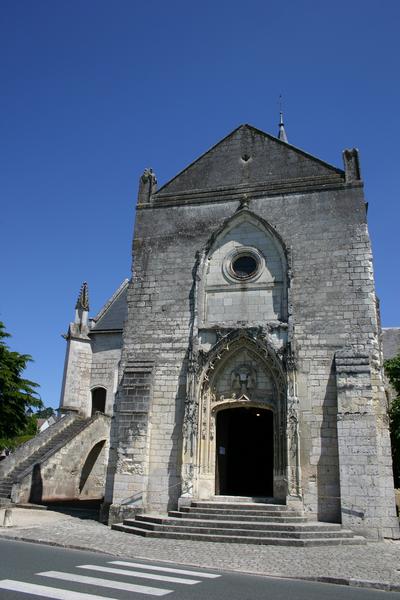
[0,579,119,600]
[109,560,221,578]
[78,564,200,585]
[38,571,172,596]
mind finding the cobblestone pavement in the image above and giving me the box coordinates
[1,513,400,591]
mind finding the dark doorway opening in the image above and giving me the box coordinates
[216,407,273,496]
[91,388,106,416]
[29,463,43,504]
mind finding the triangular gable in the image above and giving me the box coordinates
[157,124,343,195]
[91,279,129,332]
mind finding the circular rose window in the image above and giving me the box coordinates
[231,254,258,279]
[222,247,264,283]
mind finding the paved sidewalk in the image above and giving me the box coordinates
[1,506,400,592]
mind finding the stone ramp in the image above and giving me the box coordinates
[112,499,366,546]
[0,417,94,501]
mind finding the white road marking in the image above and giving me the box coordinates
[78,564,200,585]
[0,579,119,600]
[38,570,172,596]
[109,560,221,578]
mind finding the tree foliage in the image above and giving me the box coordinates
[385,354,400,397]
[35,406,55,420]
[0,322,42,439]
[385,353,400,487]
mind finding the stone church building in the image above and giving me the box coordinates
[2,121,398,542]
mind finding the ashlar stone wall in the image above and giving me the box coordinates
[106,125,398,539]
[60,329,121,418]
[90,332,122,416]
[60,334,92,415]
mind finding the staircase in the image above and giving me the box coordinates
[112,498,366,546]
[0,418,91,501]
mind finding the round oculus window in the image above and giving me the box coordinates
[231,254,258,279]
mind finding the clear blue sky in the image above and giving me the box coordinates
[1,0,399,409]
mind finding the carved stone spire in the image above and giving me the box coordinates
[75,281,89,311]
[278,111,288,143]
[74,281,89,328]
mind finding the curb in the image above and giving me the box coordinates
[0,532,399,592]
[295,575,400,593]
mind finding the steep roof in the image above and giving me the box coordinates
[156,124,344,195]
[382,328,400,360]
[90,279,129,332]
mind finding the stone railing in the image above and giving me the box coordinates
[11,413,111,505]
[0,412,77,479]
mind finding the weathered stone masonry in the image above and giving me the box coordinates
[105,124,398,539]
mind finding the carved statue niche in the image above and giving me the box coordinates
[138,168,157,204]
[230,364,257,398]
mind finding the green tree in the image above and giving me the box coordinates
[0,322,42,439]
[35,406,55,420]
[385,353,400,487]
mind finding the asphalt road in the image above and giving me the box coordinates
[0,538,399,600]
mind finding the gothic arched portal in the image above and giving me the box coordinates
[182,330,291,501]
[181,208,301,503]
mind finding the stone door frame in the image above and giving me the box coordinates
[181,329,296,502]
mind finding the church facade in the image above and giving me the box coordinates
[60,123,399,540]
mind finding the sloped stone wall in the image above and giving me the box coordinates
[13,414,111,504]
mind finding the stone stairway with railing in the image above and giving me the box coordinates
[112,497,366,546]
[0,417,91,501]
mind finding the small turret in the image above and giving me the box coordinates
[60,281,93,415]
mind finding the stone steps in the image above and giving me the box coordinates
[0,418,91,500]
[180,506,305,518]
[208,495,283,504]
[128,519,353,539]
[169,510,307,523]
[112,523,365,546]
[135,514,343,532]
[190,500,289,511]
[112,499,366,546]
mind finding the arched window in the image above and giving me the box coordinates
[91,387,106,416]
[200,211,287,326]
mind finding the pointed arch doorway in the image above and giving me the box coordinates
[182,331,289,502]
[215,406,274,497]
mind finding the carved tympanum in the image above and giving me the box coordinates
[230,364,257,396]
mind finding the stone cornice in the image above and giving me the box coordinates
[137,176,362,210]
[88,328,123,336]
